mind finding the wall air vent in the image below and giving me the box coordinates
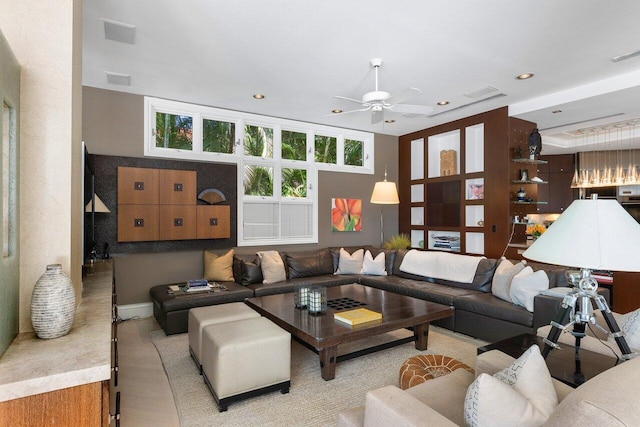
[428,93,507,118]
[464,86,499,98]
[611,49,640,63]
[102,18,136,45]
[105,72,131,86]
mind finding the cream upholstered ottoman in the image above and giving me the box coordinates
[202,316,291,411]
[188,302,261,373]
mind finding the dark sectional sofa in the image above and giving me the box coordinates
[149,246,597,340]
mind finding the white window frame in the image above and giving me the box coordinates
[143,97,374,246]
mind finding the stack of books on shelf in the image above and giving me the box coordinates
[432,237,460,251]
[186,279,210,292]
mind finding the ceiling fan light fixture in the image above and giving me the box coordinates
[253,94,265,99]
[516,73,534,80]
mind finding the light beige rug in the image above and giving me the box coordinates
[151,326,485,427]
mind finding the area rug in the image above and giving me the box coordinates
[151,326,484,427]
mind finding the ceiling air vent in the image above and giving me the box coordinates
[102,18,136,45]
[464,86,499,98]
[105,72,131,86]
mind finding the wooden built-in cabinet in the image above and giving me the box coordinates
[399,107,531,258]
[117,166,229,242]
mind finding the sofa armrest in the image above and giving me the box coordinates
[363,385,457,427]
[475,349,516,376]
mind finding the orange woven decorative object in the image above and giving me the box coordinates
[399,354,474,390]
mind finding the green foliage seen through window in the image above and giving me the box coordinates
[155,113,193,150]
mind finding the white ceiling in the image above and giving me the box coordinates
[82,0,640,154]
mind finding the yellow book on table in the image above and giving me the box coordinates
[334,308,382,325]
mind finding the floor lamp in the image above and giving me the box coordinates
[522,195,640,365]
[370,168,399,247]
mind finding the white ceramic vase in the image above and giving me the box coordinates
[30,264,76,339]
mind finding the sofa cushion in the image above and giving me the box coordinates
[510,269,549,312]
[362,275,478,306]
[336,248,364,275]
[365,246,397,275]
[361,250,387,276]
[248,274,357,297]
[203,249,235,282]
[545,354,640,426]
[257,250,287,284]
[620,308,640,351]
[491,259,526,302]
[233,254,263,286]
[285,249,334,279]
[454,292,533,327]
[330,246,366,272]
[464,345,557,427]
[393,249,496,292]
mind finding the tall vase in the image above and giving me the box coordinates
[30,264,76,339]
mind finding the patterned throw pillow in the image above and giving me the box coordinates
[464,345,558,427]
[620,308,640,351]
[203,249,235,282]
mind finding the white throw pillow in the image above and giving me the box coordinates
[257,251,286,284]
[620,308,640,351]
[464,345,558,427]
[510,269,549,312]
[335,248,364,275]
[491,259,526,303]
[361,250,386,276]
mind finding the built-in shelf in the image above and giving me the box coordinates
[511,201,549,205]
[511,158,548,164]
[512,179,548,184]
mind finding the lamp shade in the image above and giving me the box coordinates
[85,194,111,213]
[370,181,399,204]
[522,198,640,271]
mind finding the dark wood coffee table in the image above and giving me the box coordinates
[478,333,622,387]
[245,283,454,380]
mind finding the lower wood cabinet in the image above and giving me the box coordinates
[0,381,110,426]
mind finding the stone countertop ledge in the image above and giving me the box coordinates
[0,261,113,402]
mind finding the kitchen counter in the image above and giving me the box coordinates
[0,261,113,402]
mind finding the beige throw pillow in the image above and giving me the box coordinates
[464,345,558,427]
[361,250,386,276]
[491,258,526,302]
[335,248,364,275]
[510,269,549,312]
[203,249,235,282]
[257,250,286,284]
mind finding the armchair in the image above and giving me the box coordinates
[338,349,640,427]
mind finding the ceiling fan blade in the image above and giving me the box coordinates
[324,107,371,117]
[392,103,434,115]
[371,109,383,125]
[334,95,365,104]
[386,87,422,105]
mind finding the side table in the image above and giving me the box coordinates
[478,333,621,387]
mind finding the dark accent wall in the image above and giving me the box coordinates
[92,154,237,254]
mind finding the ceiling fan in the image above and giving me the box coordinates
[332,58,434,124]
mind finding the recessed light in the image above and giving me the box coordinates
[332,109,343,114]
[552,110,562,114]
[253,94,265,99]
[516,73,534,80]
[385,119,395,123]
[437,100,449,106]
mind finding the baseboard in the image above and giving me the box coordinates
[118,302,153,320]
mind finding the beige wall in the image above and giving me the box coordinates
[0,0,83,332]
[83,87,399,251]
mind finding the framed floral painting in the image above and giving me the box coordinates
[331,198,362,232]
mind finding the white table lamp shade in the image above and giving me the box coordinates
[523,199,640,272]
[370,181,399,204]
